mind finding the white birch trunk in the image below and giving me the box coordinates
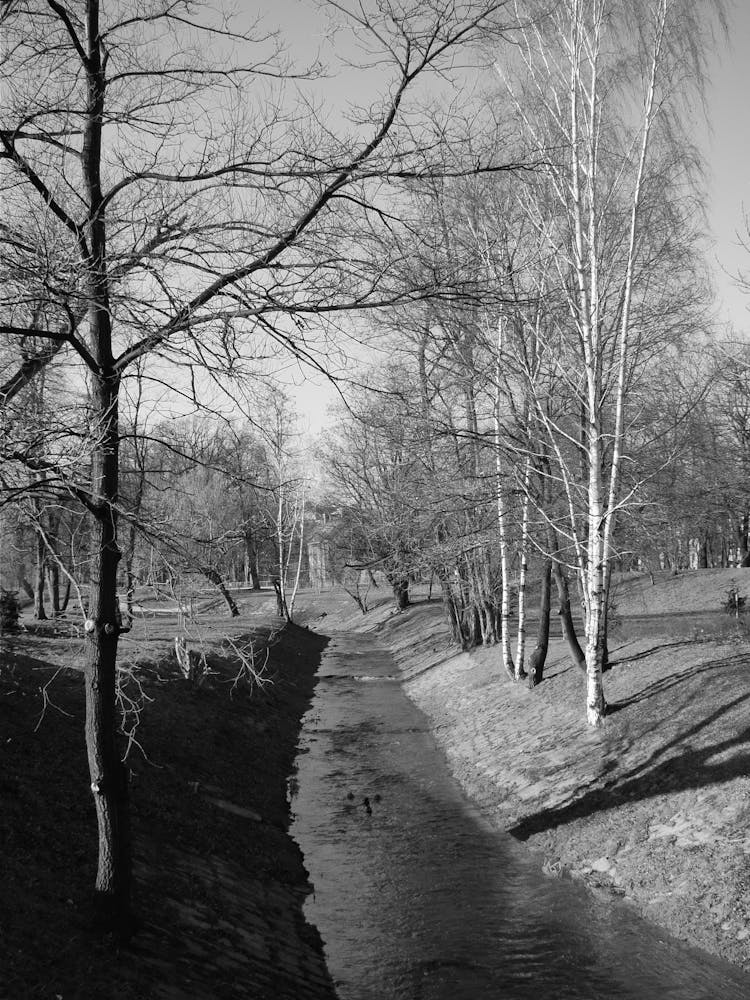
[495,317,515,680]
[515,454,531,679]
[569,2,608,725]
[287,484,306,622]
[583,2,665,728]
[277,487,288,616]
[585,436,607,726]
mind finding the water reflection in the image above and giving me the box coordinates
[292,635,750,1000]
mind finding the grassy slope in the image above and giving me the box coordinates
[344,570,750,971]
[0,608,337,1000]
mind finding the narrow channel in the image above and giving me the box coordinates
[291,633,750,1000]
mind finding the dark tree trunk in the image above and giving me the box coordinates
[738,513,750,567]
[202,566,240,617]
[553,560,586,674]
[81,3,133,934]
[528,558,552,687]
[483,599,498,646]
[244,534,261,589]
[33,528,47,620]
[698,534,709,569]
[545,520,586,675]
[467,602,481,647]
[720,535,729,568]
[47,559,61,616]
[600,567,612,673]
[60,577,71,613]
[272,576,286,617]
[392,577,410,611]
[446,594,464,646]
[44,512,62,616]
[438,573,465,648]
[84,375,132,936]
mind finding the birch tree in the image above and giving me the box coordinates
[498,0,718,725]
[263,393,308,622]
[495,318,519,678]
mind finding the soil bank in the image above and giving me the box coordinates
[361,570,750,972]
[0,616,337,1000]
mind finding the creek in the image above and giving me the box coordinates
[291,632,750,999]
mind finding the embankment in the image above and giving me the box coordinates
[0,620,337,1000]
[364,572,750,971]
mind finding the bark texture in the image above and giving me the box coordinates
[528,557,552,687]
[202,566,240,617]
[81,1,133,931]
[392,577,410,611]
[553,561,586,674]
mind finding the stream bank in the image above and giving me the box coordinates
[366,590,750,973]
[1,618,337,1000]
[292,625,750,998]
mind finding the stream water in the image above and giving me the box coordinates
[291,633,750,1000]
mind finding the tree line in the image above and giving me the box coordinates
[2,397,310,617]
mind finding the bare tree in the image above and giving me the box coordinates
[494,0,719,724]
[322,378,428,611]
[0,0,514,929]
[260,391,308,621]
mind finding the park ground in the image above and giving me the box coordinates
[2,568,750,996]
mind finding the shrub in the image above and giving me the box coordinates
[723,585,746,617]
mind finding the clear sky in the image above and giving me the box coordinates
[703,0,750,334]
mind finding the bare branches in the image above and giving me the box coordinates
[0,339,66,405]
[34,665,75,733]
[0,132,89,258]
[46,0,88,66]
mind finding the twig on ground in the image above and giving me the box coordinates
[33,665,74,732]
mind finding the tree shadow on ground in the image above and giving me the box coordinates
[607,637,702,669]
[607,653,749,714]
[509,655,750,841]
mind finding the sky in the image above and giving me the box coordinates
[702,0,750,333]
[265,0,750,433]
